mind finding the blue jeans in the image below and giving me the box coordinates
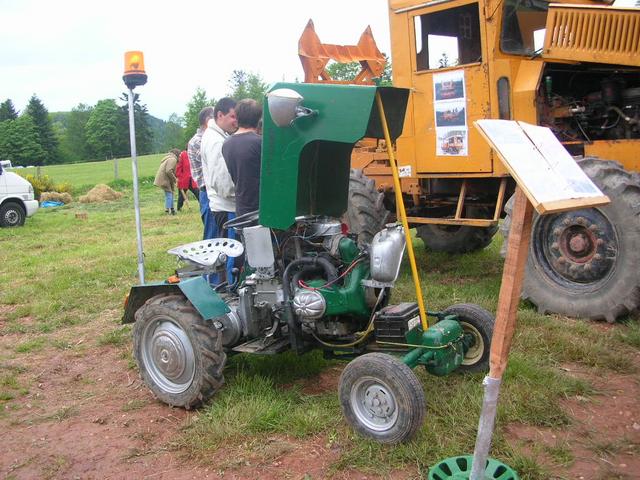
[199,190,217,240]
[208,210,237,286]
[164,190,174,210]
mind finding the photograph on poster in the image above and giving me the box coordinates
[433,70,465,101]
[435,101,466,127]
[437,128,468,156]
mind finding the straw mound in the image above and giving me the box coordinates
[79,184,123,203]
[40,191,73,204]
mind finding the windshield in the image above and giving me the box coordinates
[501,0,549,55]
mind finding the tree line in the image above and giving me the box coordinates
[0,64,388,167]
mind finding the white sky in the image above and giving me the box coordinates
[0,0,391,120]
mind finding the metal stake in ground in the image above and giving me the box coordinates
[123,51,148,284]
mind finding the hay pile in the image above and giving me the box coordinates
[40,191,73,204]
[79,184,123,203]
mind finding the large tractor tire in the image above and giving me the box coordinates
[500,158,640,322]
[133,294,226,408]
[416,213,498,254]
[344,168,389,246]
[339,352,425,444]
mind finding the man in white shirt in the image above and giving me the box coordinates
[200,97,238,284]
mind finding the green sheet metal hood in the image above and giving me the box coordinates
[259,83,409,230]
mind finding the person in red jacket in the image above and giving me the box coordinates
[176,150,199,211]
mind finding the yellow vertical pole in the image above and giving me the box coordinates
[375,91,429,330]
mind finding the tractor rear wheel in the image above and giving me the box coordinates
[416,207,498,254]
[345,168,389,246]
[339,352,425,444]
[133,294,226,408]
[443,303,494,373]
[500,158,640,322]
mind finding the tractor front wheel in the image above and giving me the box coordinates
[133,294,226,409]
[443,303,494,373]
[339,353,425,443]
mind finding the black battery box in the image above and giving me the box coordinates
[374,302,421,343]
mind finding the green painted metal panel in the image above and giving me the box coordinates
[259,83,409,230]
[177,276,230,319]
[122,277,229,324]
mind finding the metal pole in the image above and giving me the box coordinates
[375,91,429,330]
[470,376,502,479]
[127,88,145,284]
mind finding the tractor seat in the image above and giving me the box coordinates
[167,238,244,268]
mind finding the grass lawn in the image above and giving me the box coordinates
[17,154,164,190]
[0,161,638,479]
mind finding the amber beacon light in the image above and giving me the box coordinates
[123,51,147,89]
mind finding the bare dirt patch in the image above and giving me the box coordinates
[0,306,638,479]
[506,359,640,479]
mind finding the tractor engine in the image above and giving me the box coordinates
[217,217,405,349]
[539,68,640,148]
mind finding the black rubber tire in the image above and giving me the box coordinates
[339,352,425,444]
[133,294,226,409]
[500,158,640,322]
[0,202,26,227]
[443,303,494,373]
[416,208,498,254]
[344,168,389,246]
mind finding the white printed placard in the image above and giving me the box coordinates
[433,70,468,156]
[398,165,412,177]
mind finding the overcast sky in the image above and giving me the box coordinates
[1,0,390,120]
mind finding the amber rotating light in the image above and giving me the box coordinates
[123,51,148,89]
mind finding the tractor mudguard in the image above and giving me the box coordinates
[122,276,230,324]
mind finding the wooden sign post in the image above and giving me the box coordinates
[469,120,610,479]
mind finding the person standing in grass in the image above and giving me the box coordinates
[153,148,180,215]
[201,97,238,284]
[188,107,216,234]
[176,150,199,211]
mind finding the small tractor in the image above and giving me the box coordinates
[300,1,640,323]
[123,84,494,443]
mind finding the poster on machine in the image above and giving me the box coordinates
[433,70,468,156]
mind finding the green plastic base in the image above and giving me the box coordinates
[428,456,519,480]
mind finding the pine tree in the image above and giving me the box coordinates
[0,116,46,166]
[182,88,214,148]
[25,94,59,164]
[0,99,19,121]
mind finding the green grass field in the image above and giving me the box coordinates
[1,160,638,479]
[17,154,164,190]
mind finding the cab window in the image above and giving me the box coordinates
[414,3,482,71]
[501,0,548,55]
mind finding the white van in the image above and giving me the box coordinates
[0,162,39,227]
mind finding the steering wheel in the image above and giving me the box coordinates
[223,209,260,229]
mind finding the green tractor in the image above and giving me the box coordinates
[123,83,495,444]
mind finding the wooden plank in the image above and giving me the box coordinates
[489,187,534,379]
[405,216,498,227]
[538,195,610,214]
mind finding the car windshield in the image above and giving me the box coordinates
[501,0,550,55]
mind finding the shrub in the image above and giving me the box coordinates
[23,174,74,200]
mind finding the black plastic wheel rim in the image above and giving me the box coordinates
[531,207,617,291]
